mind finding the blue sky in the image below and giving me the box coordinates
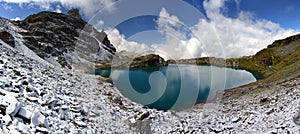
[1,0,299,31]
[0,0,299,59]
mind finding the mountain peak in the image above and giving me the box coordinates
[0,10,118,69]
[67,9,82,19]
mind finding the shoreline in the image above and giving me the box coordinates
[1,43,300,133]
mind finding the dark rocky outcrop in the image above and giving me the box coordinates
[8,9,117,69]
[0,30,15,47]
[130,54,167,68]
[67,9,82,19]
[95,54,168,69]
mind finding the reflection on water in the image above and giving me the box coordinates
[95,64,257,111]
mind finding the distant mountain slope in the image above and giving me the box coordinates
[0,9,119,69]
[168,33,300,82]
[226,33,300,82]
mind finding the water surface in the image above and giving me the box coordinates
[96,64,257,110]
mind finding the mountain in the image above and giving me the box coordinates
[0,9,119,70]
[96,53,168,69]
[168,33,300,82]
[226,33,300,82]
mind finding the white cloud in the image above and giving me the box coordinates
[94,20,104,29]
[0,0,116,18]
[152,1,299,59]
[106,28,152,55]
[1,2,13,11]
[193,0,298,58]
[108,3,298,60]
[10,16,21,21]
[152,8,204,60]
[286,6,294,13]
[55,4,62,13]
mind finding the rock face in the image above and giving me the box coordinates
[130,54,167,68]
[0,30,14,47]
[4,9,118,69]
[67,9,81,19]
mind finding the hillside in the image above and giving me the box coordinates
[228,34,300,82]
[0,9,120,70]
[168,33,300,83]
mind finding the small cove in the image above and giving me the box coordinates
[95,64,259,111]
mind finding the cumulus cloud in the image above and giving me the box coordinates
[10,17,21,21]
[109,1,298,60]
[195,0,298,58]
[106,28,152,55]
[1,2,13,11]
[55,4,62,13]
[153,0,299,59]
[152,8,204,60]
[0,0,115,18]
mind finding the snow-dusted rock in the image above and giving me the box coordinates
[3,94,22,116]
[17,107,32,120]
[74,120,87,127]
[232,116,240,123]
[2,114,12,125]
[30,110,48,129]
[293,112,300,125]
[18,122,30,133]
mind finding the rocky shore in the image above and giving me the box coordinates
[1,42,300,133]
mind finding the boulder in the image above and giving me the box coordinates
[17,107,32,121]
[3,94,22,116]
[31,110,49,128]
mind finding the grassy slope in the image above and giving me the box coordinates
[169,33,300,83]
[167,34,300,99]
[227,33,300,83]
[221,34,300,99]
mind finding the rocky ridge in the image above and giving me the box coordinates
[96,54,168,69]
[1,9,119,70]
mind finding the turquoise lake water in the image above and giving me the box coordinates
[95,64,257,111]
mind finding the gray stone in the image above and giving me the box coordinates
[2,114,12,125]
[4,95,22,116]
[31,111,49,128]
[17,107,32,120]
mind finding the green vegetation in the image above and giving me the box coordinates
[229,34,300,82]
[168,33,300,83]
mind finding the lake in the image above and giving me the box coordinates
[95,64,258,111]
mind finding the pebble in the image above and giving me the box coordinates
[36,127,48,133]
[3,94,22,116]
[18,122,30,133]
[74,120,87,127]
[129,118,136,124]
[31,111,48,128]
[2,114,12,125]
